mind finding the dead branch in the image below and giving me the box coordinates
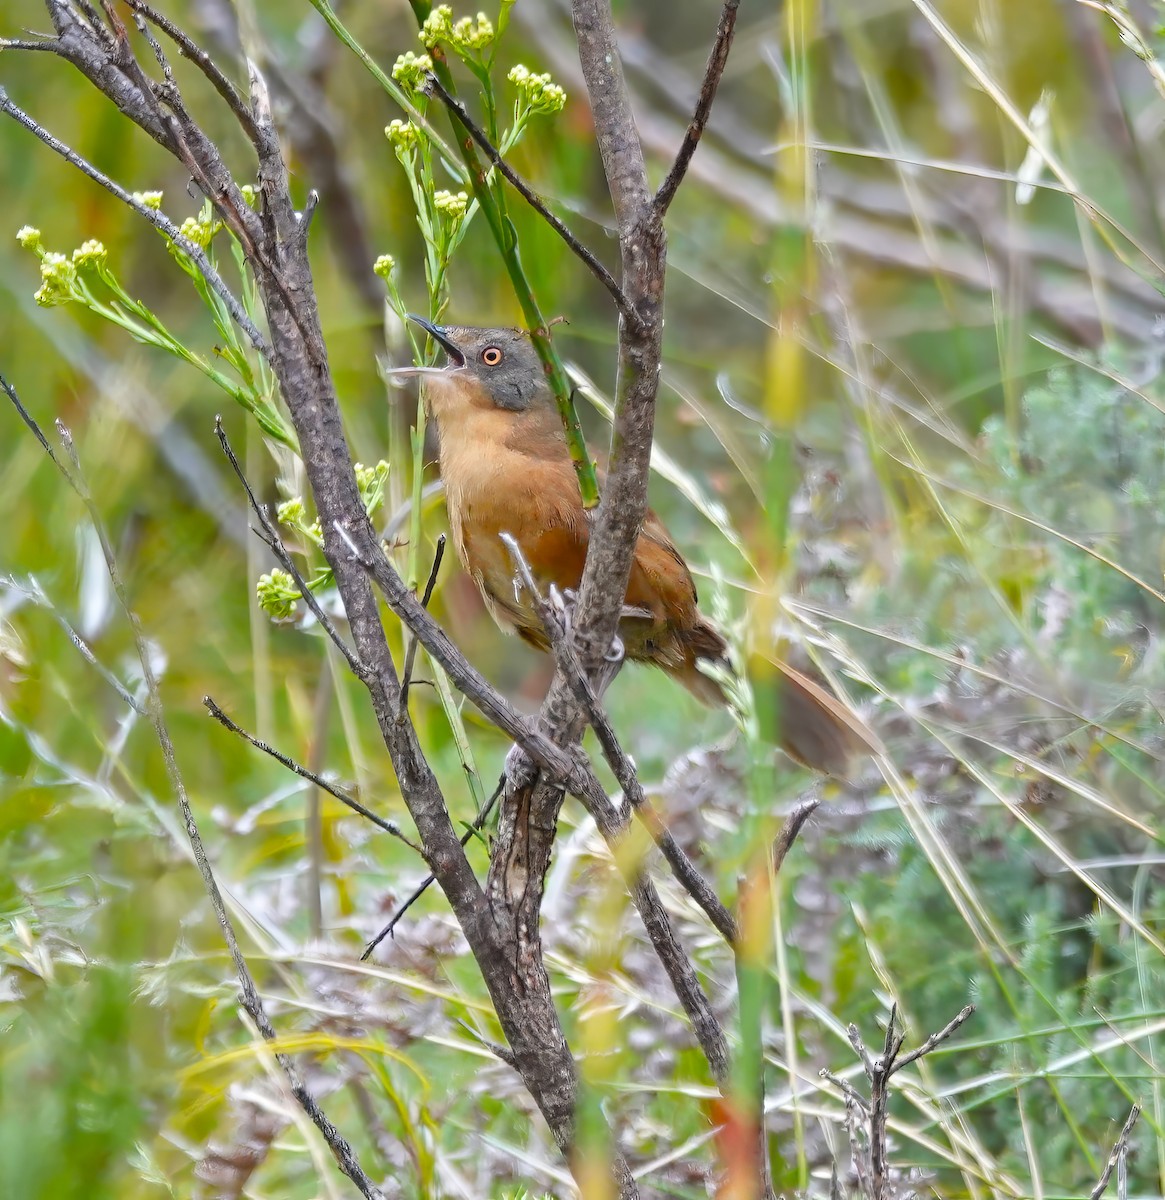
[203,695,421,849]
[822,1002,976,1199]
[1091,1104,1142,1200]
[654,0,741,215]
[425,72,637,327]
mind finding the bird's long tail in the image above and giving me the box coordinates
[665,619,882,779]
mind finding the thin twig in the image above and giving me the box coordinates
[2,370,68,466]
[203,695,422,850]
[130,9,175,89]
[362,773,506,960]
[5,384,384,1200]
[847,1022,877,1080]
[400,534,446,709]
[424,73,638,329]
[653,0,741,216]
[0,86,271,362]
[826,1002,977,1200]
[1090,1103,1141,1200]
[213,417,370,684]
[818,1068,869,1112]
[772,798,821,874]
[455,1018,519,1070]
[890,1004,976,1075]
[3,574,146,715]
[0,37,59,51]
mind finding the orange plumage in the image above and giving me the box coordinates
[410,318,880,777]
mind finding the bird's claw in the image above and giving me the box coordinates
[547,584,574,638]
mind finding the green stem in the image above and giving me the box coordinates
[307,0,463,168]
[435,51,599,506]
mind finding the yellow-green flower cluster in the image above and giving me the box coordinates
[354,460,391,514]
[132,190,164,210]
[373,253,396,280]
[276,496,323,545]
[385,119,419,153]
[434,189,469,221]
[419,4,453,45]
[507,65,566,114]
[33,251,77,308]
[276,498,305,525]
[176,212,223,250]
[256,568,301,619]
[18,229,111,306]
[392,50,433,94]
[451,12,494,49]
[420,6,494,51]
[72,239,108,270]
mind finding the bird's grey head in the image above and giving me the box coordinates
[406,316,551,413]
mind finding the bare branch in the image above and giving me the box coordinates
[772,798,821,874]
[1,369,70,471]
[568,0,664,673]
[890,1003,976,1075]
[123,0,262,146]
[214,417,370,684]
[1091,1104,1142,1200]
[826,1003,977,1198]
[653,0,741,215]
[425,73,638,329]
[818,1068,869,1112]
[362,773,507,961]
[400,534,446,709]
[0,37,59,51]
[203,695,421,850]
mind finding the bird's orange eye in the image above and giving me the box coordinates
[480,346,503,366]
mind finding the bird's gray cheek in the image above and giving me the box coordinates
[496,380,530,412]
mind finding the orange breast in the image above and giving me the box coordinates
[435,401,701,661]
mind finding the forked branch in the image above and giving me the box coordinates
[653,0,742,215]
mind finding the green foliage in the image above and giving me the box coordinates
[14,197,295,450]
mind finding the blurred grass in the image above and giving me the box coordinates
[2,0,1164,1196]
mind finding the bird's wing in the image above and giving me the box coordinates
[473,455,701,649]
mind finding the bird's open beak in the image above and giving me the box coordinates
[405,314,466,367]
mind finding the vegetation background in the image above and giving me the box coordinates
[1,0,1163,1196]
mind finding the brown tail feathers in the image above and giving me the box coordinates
[666,619,882,779]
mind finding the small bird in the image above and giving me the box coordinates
[406,316,880,777]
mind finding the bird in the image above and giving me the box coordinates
[405,315,881,777]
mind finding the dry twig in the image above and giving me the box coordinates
[822,1002,976,1198]
[1091,1103,1142,1200]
